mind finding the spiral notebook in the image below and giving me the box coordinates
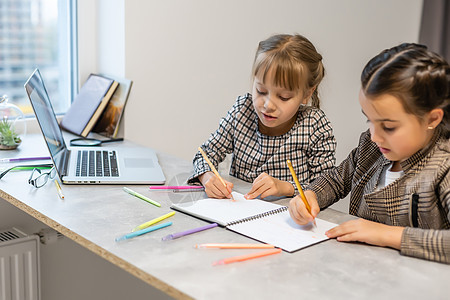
[171,192,337,252]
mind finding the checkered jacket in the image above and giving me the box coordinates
[308,128,450,263]
[188,93,337,193]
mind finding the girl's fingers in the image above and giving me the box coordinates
[245,177,265,199]
[310,201,320,218]
[206,178,229,199]
[288,197,309,225]
[303,191,319,218]
[258,185,273,199]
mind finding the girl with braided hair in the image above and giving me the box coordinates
[289,43,450,263]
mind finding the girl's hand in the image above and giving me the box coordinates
[288,190,320,225]
[245,173,294,199]
[199,171,234,199]
[325,219,404,249]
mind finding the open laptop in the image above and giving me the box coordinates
[24,68,166,184]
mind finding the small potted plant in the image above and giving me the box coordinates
[0,118,22,149]
[0,95,25,150]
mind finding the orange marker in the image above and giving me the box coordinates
[212,248,282,266]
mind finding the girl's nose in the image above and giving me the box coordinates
[263,94,276,111]
[370,125,383,144]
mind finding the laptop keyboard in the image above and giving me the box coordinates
[75,150,119,177]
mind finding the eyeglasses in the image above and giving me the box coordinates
[28,167,56,188]
[0,164,53,180]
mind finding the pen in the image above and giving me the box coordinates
[287,160,316,226]
[149,186,204,190]
[212,248,282,266]
[161,223,218,241]
[0,156,51,163]
[195,243,275,249]
[115,221,172,242]
[54,179,64,199]
[197,147,234,200]
[132,211,175,232]
[123,187,161,207]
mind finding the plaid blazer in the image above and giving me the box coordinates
[308,128,450,263]
[188,93,336,192]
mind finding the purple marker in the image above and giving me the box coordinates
[0,156,51,163]
[161,223,218,241]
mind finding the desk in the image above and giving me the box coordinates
[0,134,448,299]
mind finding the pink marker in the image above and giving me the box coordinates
[149,185,204,190]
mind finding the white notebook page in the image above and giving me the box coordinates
[228,210,337,252]
[171,192,284,226]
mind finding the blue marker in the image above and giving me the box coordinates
[115,221,172,242]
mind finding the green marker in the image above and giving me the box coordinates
[123,187,161,207]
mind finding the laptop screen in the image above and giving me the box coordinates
[24,69,68,174]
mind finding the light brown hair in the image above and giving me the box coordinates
[252,34,325,108]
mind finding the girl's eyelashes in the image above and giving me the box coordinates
[382,125,396,132]
[256,88,267,95]
[365,119,396,132]
[255,85,294,101]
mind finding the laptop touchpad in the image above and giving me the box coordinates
[124,158,154,168]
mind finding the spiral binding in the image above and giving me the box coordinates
[226,206,288,226]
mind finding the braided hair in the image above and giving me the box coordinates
[361,43,450,137]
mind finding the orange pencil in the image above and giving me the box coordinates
[195,243,275,249]
[287,160,315,225]
[212,248,282,266]
[198,147,234,200]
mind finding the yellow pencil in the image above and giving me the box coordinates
[198,147,234,200]
[54,179,64,199]
[132,211,175,232]
[287,160,315,225]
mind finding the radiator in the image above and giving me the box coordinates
[0,227,40,300]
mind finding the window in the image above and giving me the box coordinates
[0,0,77,116]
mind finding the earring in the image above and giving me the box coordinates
[428,126,434,130]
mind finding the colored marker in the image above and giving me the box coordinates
[161,223,218,241]
[132,211,175,232]
[0,156,51,163]
[149,185,204,190]
[123,187,161,207]
[212,248,282,266]
[173,188,205,193]
[115,222,172,242]
[195,243,275,249]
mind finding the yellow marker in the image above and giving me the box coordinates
[132,211,175,232]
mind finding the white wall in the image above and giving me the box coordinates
[122,0,423,166]
[119,0,422,213]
